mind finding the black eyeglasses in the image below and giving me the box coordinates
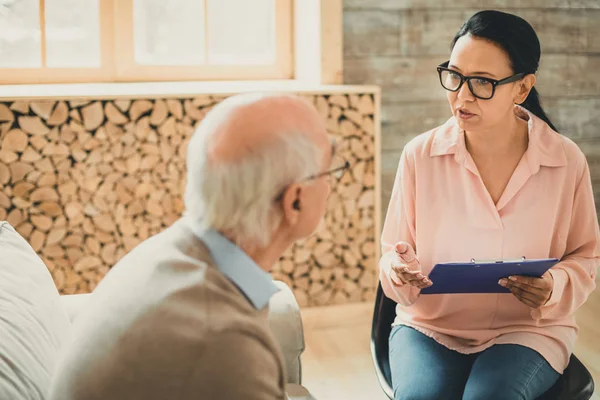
[437,61,525,100]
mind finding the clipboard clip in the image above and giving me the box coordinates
[470,256,526,264]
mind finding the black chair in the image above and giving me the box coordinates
[370,283,595,400]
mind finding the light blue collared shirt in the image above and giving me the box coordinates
[185,220,279,310]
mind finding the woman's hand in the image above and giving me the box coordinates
[499,271,554,309]
[389,242,432,289]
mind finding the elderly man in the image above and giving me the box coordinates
[49,93,347,400]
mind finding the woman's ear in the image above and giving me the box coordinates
[514,74,536,104]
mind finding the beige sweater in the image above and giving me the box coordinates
[50,219,287,400]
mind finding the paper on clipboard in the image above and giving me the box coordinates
[420,257,559,295]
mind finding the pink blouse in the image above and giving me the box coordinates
[380,106,600,373]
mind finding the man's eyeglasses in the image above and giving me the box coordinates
[300,160,350,183]
[275,159,350,202]
[437,61,525,100]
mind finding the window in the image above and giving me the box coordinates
[0,0,293,84]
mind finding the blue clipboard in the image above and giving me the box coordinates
[420,257,559,295]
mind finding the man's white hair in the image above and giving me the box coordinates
[184,94,324,248]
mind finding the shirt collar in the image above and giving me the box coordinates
[185,219,279,310]
[429,105,567,172]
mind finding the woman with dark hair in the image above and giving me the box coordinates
[380,10,599,400]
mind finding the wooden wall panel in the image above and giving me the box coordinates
[343,1,600,227]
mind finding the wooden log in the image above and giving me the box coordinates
[129,99,153,121]
[114,99,131,113]
[29,229,46,252]
[350,137,371,160]
[100,242,118,265]
[2,129,28,152]
[81,102,104,131]
[358,95,375,115]
[83,204,100,217]
[30,101,56,120]
[93,215,117,232]
[69,109,82,123]
[85,237,101,255]
[349,94,361,110]
[0,163,9,186]
[20,147,41,163]
[46,227,67,246]
[47,101,68,126]
[64,202,83,220]
[357,189,374,209]
[31,215,53,232]
[0,103,14,122]
[0,150,18,164]
[69,99,90,108]
[192,96,213,107]
[63,234,83,248]
[74,255,102,272]
[13,181,35,198]
[105,102,128,125]
[315,251,338,268]
[25,169,41,184]
[6,209,24,227]
[10,101,29,114]
[0,190,10,208]
[123,236,141,252]
[362,116,375,136]
[315,96,329,120]
[150,99,168,126]
[277,259,294,274]
[359,268,376,289]
[18,116,50,136]
[158,117,177,137]
[295,276,310,292]
[96,230,114,244]
[10,162,34,182]
[184,100,206,121]
[166,99,183,120]
[54,158,72,171]
[14,222,32,239]
[12,197,31,209]
[340,119,358,137]
[30,187,60,202]
[38,202,62,217]
[329,95,349,109]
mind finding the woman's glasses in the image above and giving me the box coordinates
[437,61,525,100]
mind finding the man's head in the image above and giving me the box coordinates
[184,93,336,251]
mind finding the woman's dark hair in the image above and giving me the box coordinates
[451,10,558,132]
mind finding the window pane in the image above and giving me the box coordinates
[207,0,275,65]
[45,0,100,68]
[0,0,41,68]
[133,0,205,66]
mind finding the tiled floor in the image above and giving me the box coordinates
[301,289,600,400]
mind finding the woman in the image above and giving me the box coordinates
[380,10,600,400]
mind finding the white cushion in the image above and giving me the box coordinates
[0,221,71,400]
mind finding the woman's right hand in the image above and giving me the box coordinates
[389,242,432,289]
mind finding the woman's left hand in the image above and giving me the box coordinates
[499,271,554,309]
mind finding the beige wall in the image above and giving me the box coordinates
[343,0,600,220]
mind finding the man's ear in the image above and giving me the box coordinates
[515,74,536,105]
[281,184,302,224]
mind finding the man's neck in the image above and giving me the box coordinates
[221,231,291,273]
[465,114,529,159]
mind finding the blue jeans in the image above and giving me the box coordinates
[389,325,560,400]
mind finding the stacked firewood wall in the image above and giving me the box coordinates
[0,93,378,306]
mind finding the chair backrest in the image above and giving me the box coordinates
[370,284,396,399]
[370,283,595,400]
